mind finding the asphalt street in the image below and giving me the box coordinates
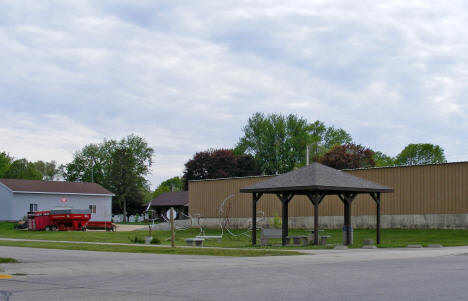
[1,246,468,301]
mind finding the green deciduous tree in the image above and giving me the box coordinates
[110,146,139,219]
[235,113,353,174]
[62,140,116,187]
[374,151,395,167]
[33,160,60,180]
[307,121,352,161]
[63,134,154,218]
[3,158,43,180]
[395,143,446,166]
[0,152,13,178]
[236,113,310,174]
[151,176,183,199]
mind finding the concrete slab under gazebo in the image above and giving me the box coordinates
[240,163,393,246]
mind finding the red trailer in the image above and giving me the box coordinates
[87,221,116,232]
[28,209,92,231]
[28,211,51,231]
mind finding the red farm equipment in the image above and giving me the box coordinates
[28,209,91,231]
[86,221,116,232]
[27,209,116,231]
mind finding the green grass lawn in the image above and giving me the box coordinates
[0,257,18,263]
[1,222,467,249]
[0,240,301,257]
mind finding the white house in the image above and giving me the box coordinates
[0,179,113,221]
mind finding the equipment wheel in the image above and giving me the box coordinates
[111,225,116,232]
[45,226,50,231]
[50,225,58,231]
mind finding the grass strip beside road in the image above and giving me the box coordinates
[0,257,18,263]
[0,240,303,257]
[3,222,468,249]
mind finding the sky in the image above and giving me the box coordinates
[1,1,467,189]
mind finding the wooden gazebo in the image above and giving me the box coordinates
[240,163,393,246]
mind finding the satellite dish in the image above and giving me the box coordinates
[166,209,177,220]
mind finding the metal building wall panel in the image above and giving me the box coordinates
[189,162,468,218]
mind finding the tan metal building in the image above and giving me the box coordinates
[188,162,468,229]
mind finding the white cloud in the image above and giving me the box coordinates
[1,0,468,187]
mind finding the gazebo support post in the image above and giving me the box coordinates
[307,192,325,245]
[338,193,357,245]
[370,192,381,244]
[276,193,294,246]
[251,192,263,246]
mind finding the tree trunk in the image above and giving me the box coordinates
[123,198,127,222]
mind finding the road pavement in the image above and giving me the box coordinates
[1,246,468,300]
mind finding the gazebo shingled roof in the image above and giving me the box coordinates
[240,163,393,194]
[240,162,394,246]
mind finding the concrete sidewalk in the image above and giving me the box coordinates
[1,237,468,260]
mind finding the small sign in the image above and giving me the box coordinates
[60,198,68,203]
[166,209,177,220]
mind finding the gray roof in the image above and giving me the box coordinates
[148,191,189,207]
[0,179,114,196]
[240,163,393,194]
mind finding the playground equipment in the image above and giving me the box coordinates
[152,193,266,242]
[196,194,266,240]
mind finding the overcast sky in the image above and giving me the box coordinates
[1,1,467,188]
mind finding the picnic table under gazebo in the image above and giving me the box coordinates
[240,163,393,246]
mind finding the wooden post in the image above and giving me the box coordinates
[307,192,325,245]
[252,194,257,246]
[314,202,319,244]
[370,192,381,245]
[282,198,288,246]
[251,193,262,246]
[346,201,351,245]
[276,193,294,246]
[338,193,356,246]
[377,198,381,244]
[170,207,175,248]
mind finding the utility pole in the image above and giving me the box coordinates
[91,159,94,183]
[170,207,175,248]
[306,145,310,166]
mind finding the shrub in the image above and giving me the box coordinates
[128,235,160,244]
[128,235,145,244]
[272,213,282,229]
[150,237,161,244]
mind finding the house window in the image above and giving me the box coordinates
[29,204,38,212]
[89,205,96,213]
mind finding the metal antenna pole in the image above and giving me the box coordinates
[306,145,310,166]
